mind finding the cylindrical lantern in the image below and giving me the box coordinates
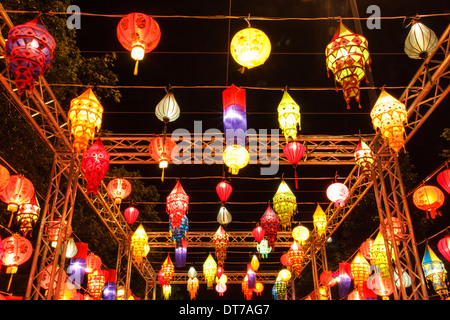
[124,206,139,225]
[354,138,375,177]
[217,206,232,226]
[283,141,305,189]
[413,185,445,219]
[203,254,217,290]
[278,90,301,142]
[2,234,33,290]
[0,175,35,227]
[5,16,55,95]
[81,138,110,195]
[131,224,149,265]
[223,84,247,148]
[46,218,72,248]
[338,262,353,298]
[155,91,180,123]
[68,88,103,153]
[103,270,117,300]
[107,178,132,205]
[252,225,265,243]
[230,27,271,70]
[260,204,279,249]
[216,180,233,203]
[175,245,187,268]
[278,269,291,282]
[16,194,40,237]
[325,22,371,109]
[272,180,297,230]
[404,21,438,60]
[437,169,450,195]
[117,12,161,75]
[166,180,189,230]
[292,225,309,245]
[149,135,177,182]
[313,204,327,238]
[438,235,450,263]
[326,182,349,207]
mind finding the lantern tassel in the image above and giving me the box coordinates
[8,212,13,228]
[134,60,139,76]
[161,168,165,182]
[7,274,13,291]
[294,168,298,189]
[425,63,433,84]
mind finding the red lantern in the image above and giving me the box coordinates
[87,269,107,300]
[46,218,72,248]
[438,235,450,263]
[413,185,445,219]
[106,178,132,205]
[149,136,176,182]
[85,254,102,274]
[16,194,40,237]
[360,238,375,264]
[213,226,229,267]
[166,181,189,230]
[283,141,305,189]
[280,253,292,267]
[0,164,10,192]
[437,169,450,195]
[2,234,33,290]
[252,225,265,243]
[117,13,161,75]
[288,241,305,276]
[160,255,174,285]
[5,16,55,95]
[216,180,233,203]
[124,206,139,225]
[0,175,35,227]
[320,270,336,287]
[260,204,279,249]
[81,138,110,195]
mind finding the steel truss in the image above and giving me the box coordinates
[0,5,448,300]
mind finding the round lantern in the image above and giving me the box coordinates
[272,180,297,230]
[68,88,104,154]
[413,185,445,219]
[326,182,349,207]
[438,235,450,263]
[81,138,110,195]
[16,194,40,237]
[149,135,177,182]
[371,276,394,300]
[2,234,33,290]
[404,21,438,60]
[313,204,327,238]
[124,206,139,225]
[278,91,301,142]
[85,254,102,274]
[354,138,375,177]
[437,169,450,195]
[215,283,227,296]
[223,145,249,175]
[280,253,292,267]
[5,16,55,95]
[254,282,264,296]
[230,26,271,70]
[0,175,35,227]
[155,91,180,124]
[252,225,265,243]
[292,225,309,245]
[278,269,291,282]
[0,164,10,192]
[166,180,189,230]
[131,224,149,265]
[283,141,305,189]
[117,12,161,75]
[107,178,132,205]
[216,180,233,203]
[203,254,217,290]
[319,270,336,287]
[217,206,232,226]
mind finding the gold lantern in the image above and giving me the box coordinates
[68,88,103,153]
[292,225,309,245]
[351,252,370,295]
[162,284,172,300]
[354,138,375,177]
[370,89,407,155]
[131,224,149,265]
[230,26,271,70]
[223,145,249,175]
[203,253,217,290]
[187,277,199,300]
[371,231,395,278]
[278,90,301,141]
[272,180,297,230]
[313,204,327,238]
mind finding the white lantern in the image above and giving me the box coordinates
[404,21,438,60]
[155,91,180,123]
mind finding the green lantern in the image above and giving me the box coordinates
[272,180,297,230]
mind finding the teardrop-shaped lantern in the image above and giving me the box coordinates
[124,206,139,225]
[217,206,232,226]
[216,180,233,203]
[404,21,438,60]
[283,141,305,189]
[155,91,180,123]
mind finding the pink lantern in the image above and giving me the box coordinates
[215,283,227,296]
[0,175,34,227]
[438,235,450,263]
[437,169,450,195]
[124,206,139,225]
[107,178,132,204]
[360,238,374,263]
[326,182,349,207]
[2,234,33,290]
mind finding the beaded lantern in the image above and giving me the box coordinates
[117,12,161,75]
[149,135,177,182]
[169,215,189,248]
[351,252,370,295]
[203,254,217,290]
[422,245,449,299]
[0,175,35,227]
[326,182,349,208]
[87,269,107,300]
[413,185,445,219]
[131,224,149,265]
[106,178,132,205]
[5,16,55,95]
[241,276,253,300]
[274,277,287,300]
[325,22,371,109]
[272,180,297,230]
[260,204,280,249]
[288,241,305,276]
[370,89,408,155]
[230,26,271,70]
[68,88,104,153]
[166,180,189,230]
[81,138,110,195]
[278,90,301,141]
[437,168,450,195]
[313,204,327,238]
[16,194,40,237]
[213,226,229,267]
[354,138,375,178]
[283,141,306,189]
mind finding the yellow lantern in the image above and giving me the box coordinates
[162,284,172,300]
[68,88,103,153]
[250,254,260,272]
[223,145,249,175]
[278,268,291,282]
[272,180,297,230]
[187,277,199,300]
[350,252,370,295]
[131,224,149,265]
[292,225,309,245]
[230,26,271,70]
[371,231,394,278]
[370,89,407,155]
[203,253,217,290]
[354,138,375,177]
[318,286,329,300]
[278,90,301,141]
[313,204,327,238]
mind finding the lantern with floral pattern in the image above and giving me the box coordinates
[326,182,349,208]
[0,175,35,227]
[2,234,33,290]
[354,138,375,177]
[166,180,189,230]
[16,194,40,237]
[213,226,229,267]
[149,135,177,182]
[230,26,271,70]
[131,224,149,265]
[413,185,445,219]
[260,204,279,249]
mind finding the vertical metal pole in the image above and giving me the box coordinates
[124,242,133,300]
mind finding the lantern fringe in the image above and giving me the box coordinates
[134,60,139,76]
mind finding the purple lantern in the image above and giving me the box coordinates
[222,84,247,148]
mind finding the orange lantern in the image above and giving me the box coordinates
[326,182,349,207]
[2,234,33,290]
[16,194,40,237]
[288,241,305,276]
[131,224,149,265]
[241,275,253,300]
[149,135,177,182]
[319,270,336,287]
[107,178,132,205]
[313,204,327,238]
[351,252,370,295]
[87,269,107,300]
[117,13,161,75]
[160,255,174,286]
[166,181,189,230]
[413,185,445,219]
[187,277,199,300]
[47,218,72,248]
[213,226,229,267]
[0,164,10,192]
[0,175,34,227]
[254,282,264,296]
[360,238,375,264]
[85,254,102,274]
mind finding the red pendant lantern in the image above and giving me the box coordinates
[0,175,35,227]
[124,206,139,225]
[107,178,132,205]
[252,225,265,243]
[413,185,445,219]
[280,253,292,267]
[85,254,102,274]
[283,141,305,189]
[288,241,305,276]
[160,255,175,286]
[166,181,189,230]
[216,180,233,203]
[213,226,229,267]
[5,16,55,95]
[438,235,450,263]
[2,234,33,291]
[437,169,450,195]
[320,270,336,287]
[260,204,279,249]
[117,13,161,75]
[81,138,110,195]
[16,194,40,237]
[149,136,177,182]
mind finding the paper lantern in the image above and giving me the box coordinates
[213,226,229,267]
[85,254,102,274]
[230,27,271,70]
[280,253,292,267]
[338,262,353,298]
[162,284,171,300]
[250,254,260,272]
[404,21,438,60]
[313,204,327,238]
[394,268,412,289]
[288,241,305,276]
[241,276,253,300]
[215,283,227,296]
[68,88,103,153]
[16,194,40,237]
[292,225,309,245]
[131,224,149,265]
[47,218,72,248]
[438,235,450,263]
[5,16,55,95]
[223,84,247,147]
[0,175,34,227]
[326,182,349,207]
[325,22,371,109]
[360,238,375,264]
[203,254,217,289]
[422,245,448,299]
[351,252,370,295]
[252,225,265,243]
[2,234,33,290]
[67,242,88,289]
[278,269,291,282]
[87,269,107,300]
[370,89,407,155]
[187,277,199,300]
[149,135,177,182]
[247,264,256,289]
[372,275,394,300]
[81,138,110,195]
[256,239,272,259]
[437,169,450,195]
[103,270,117,301]
[363,281,378,300]
[354,138,375,177]
[347,289,362,300]
[217,206,232,226]
[0,164,10,192]
[160,255,175,285]
[260,204,279,249]
[169,215,189,247]
[124,206,139,225]
[272,180,297,230]
[64,237,78,259]
[188,266,197,279]
[254,282,264,296]
[274,277,287,300]
[371,231,393,278]
[380,216,405,241]
[155,91,180,124]
[216,180,233,203]
[117,12,161,75]
[216,266,225,279]
[278,90,301,141]
[283,141,305,189]
[166,180,189,230]
[413,185,445,219]
[223,145,249,175]
[319,270,336,287]
[107,178,132,205]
